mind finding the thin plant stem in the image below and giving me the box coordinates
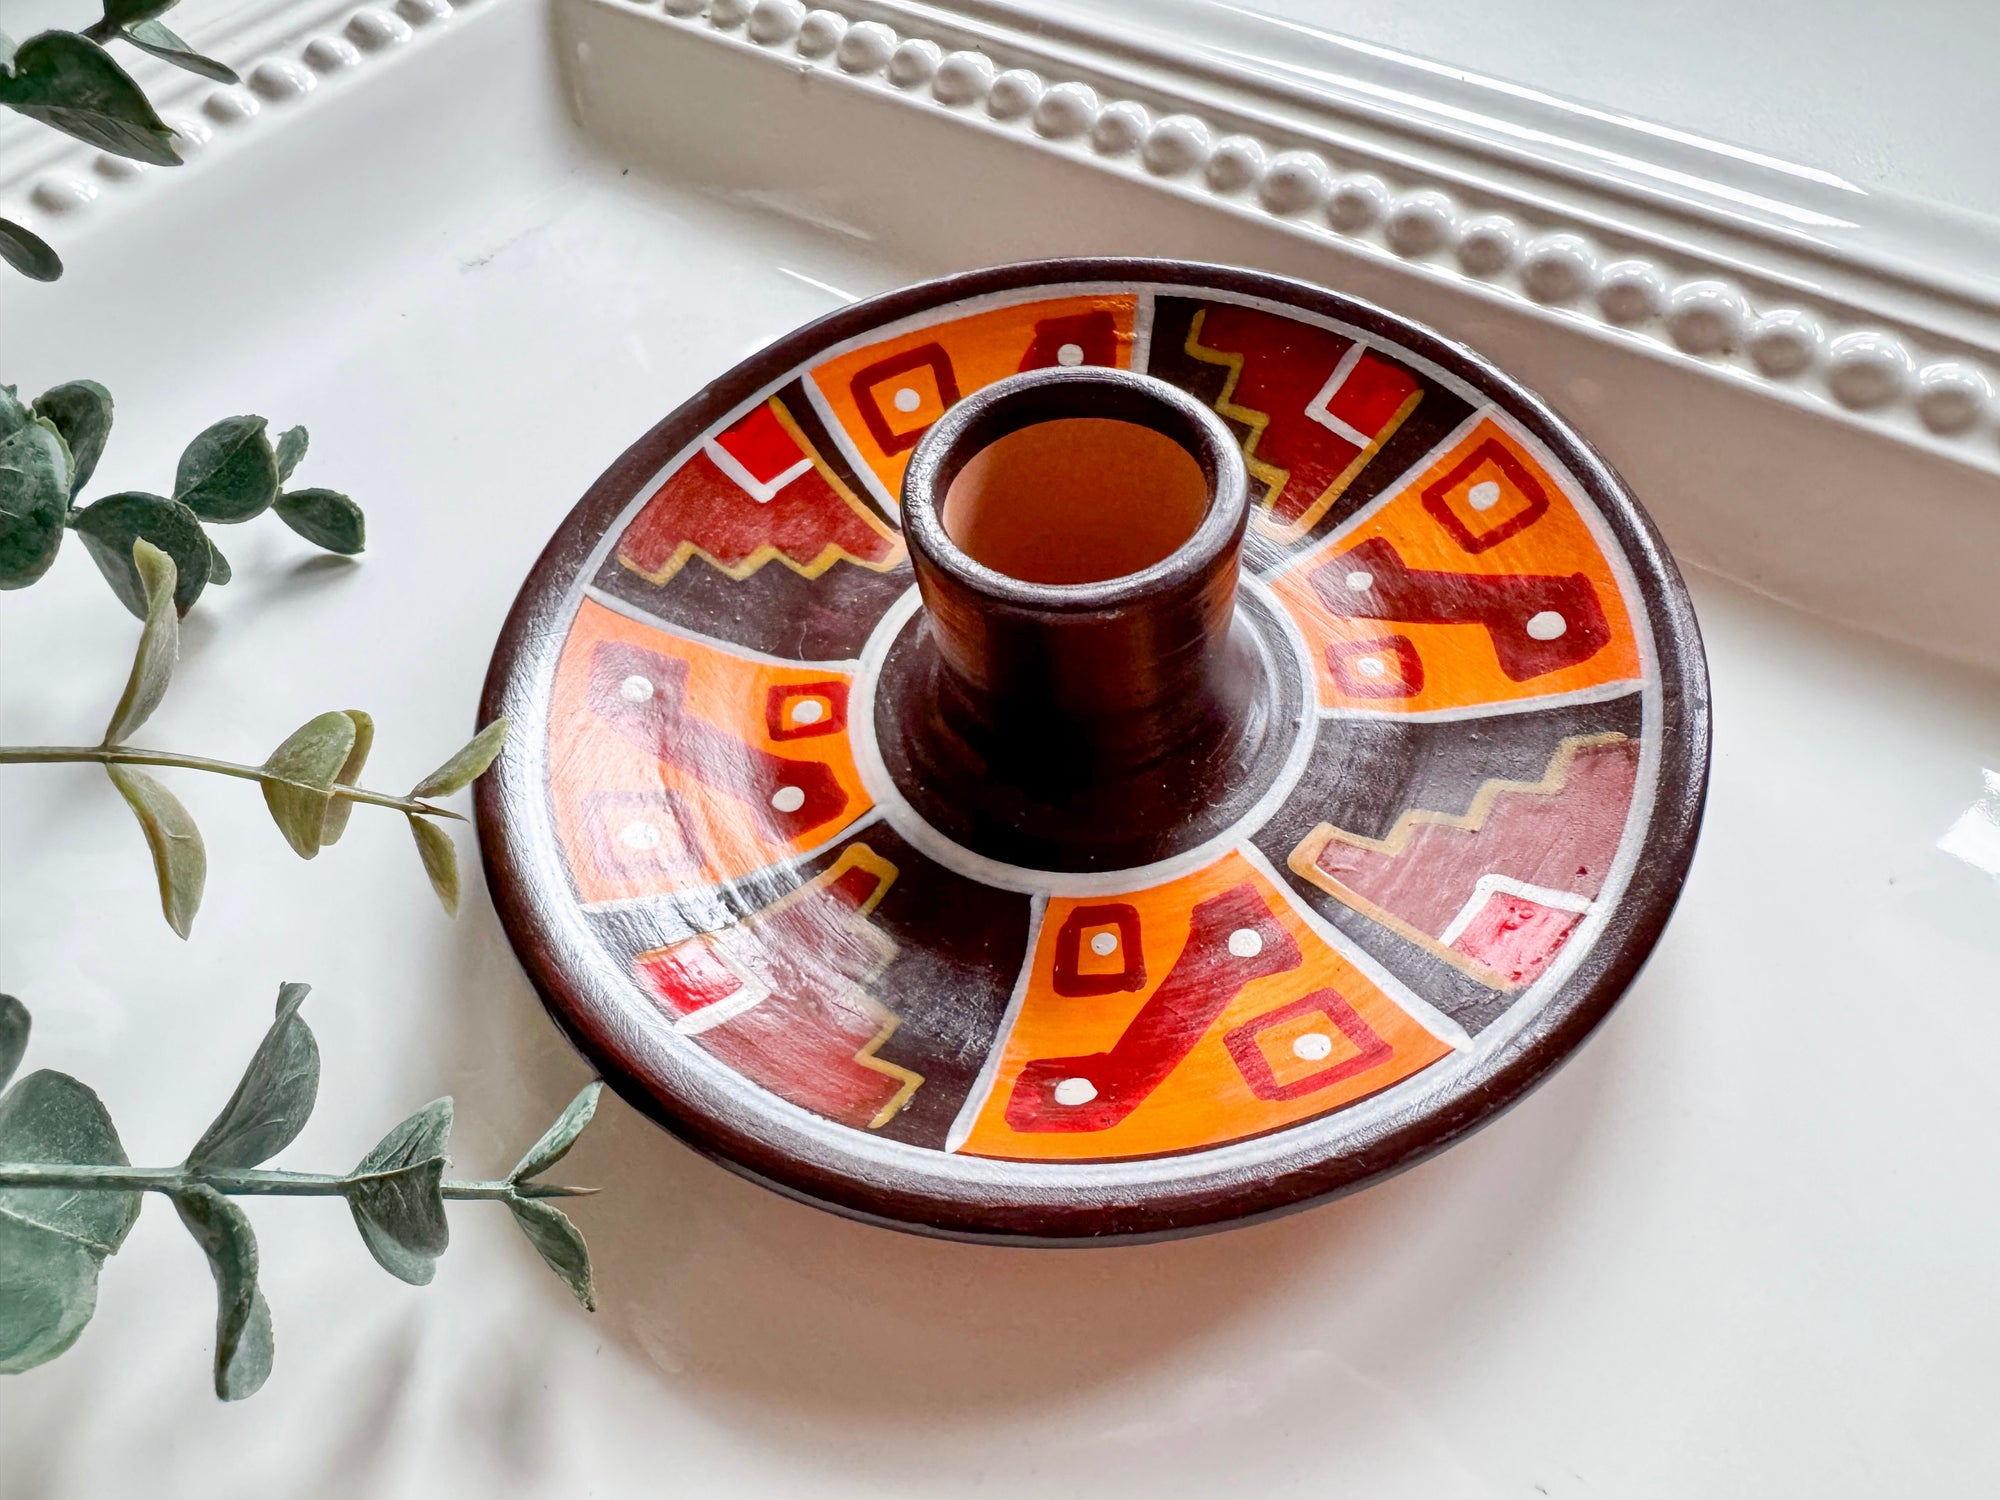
[0,745,464,821]
[0,1163,594,1198]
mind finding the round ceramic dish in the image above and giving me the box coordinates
[477,259,1709,1243]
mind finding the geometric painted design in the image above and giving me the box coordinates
[1181,304,1425,542]
[616,396,904,583]
[632,844,923,1130]
[1222,991,1394,1102]
[952,851,1452,1160]
[545,599,873,904]
[808,292,1140,502]
[1050,902,1147,996]
[1270,414,1644,715]
[1287,733,1638,990]
[1326,631,1425,698]
[497,272,1691,1194]
[1421,435,1551,554]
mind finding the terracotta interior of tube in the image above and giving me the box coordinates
[939,417,1211,586]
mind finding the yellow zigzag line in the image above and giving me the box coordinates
[751,844,924,1130]
[1182,310,1423,543]
[1183,308,1292,512]
[620,398,906,585]
[853,1013,924,1129]
[1295,732,1630,862]
[1285,732,1630,993]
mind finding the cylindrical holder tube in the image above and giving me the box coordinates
[893,365,1264,870]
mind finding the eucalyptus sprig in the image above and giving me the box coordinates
[0,987,600,1399]
[1,378,365,614]
[0,541,508,935]
[0,4,239,281]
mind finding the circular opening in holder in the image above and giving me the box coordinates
[940,417,1211,586]
[903,365,1246,610]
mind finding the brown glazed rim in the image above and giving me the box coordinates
[900,365,1250,611]
[476,258,1712,1246]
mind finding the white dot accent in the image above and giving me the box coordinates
[790,698,825,725]
[618,674,655,703]
[1468,480,1502,511]
[619,821,661,851]
[1526,611,1568,640]
[1355,657,1387,679]
[1056,342,1086,366]
[1089,931,1118,956]
[770,785,806,813]
[892,386,922,413]
[1344,570,1373,591]
[1292,1032,1334,1062]
[1227,928,1263,958]
[1053,1077,1098,1106]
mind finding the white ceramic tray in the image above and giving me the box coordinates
[3,1,1998,1494]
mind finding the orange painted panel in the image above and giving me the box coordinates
[1269,416,1644,714]
[547,599,872,903]
[809,294,1138,500]
[957,852,1449,1160]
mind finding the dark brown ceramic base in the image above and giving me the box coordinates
[477,259,1710,1244]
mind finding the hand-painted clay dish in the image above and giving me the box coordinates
[479,259,1709,1243]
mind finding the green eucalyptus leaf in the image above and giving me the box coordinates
[407,815,459,916]
[259,711,357,859]
[0,1213,102,1374]
[185,983,318,1171]
[71,492,210,616]
[510,1082,602,1184]
[0,418,68,590]
[410,718,510,798]
[205,533,230,585]
[0,1070,140,1256]
[0,216,62,282]
[317,710,373,847]
[281,491,365,556]
[273,425,307,481]
[105,764,205,939]
[0,995,27,1095]
[171,1185,273,1400]
[121,19,238,84]
[32,415,73,493]
[505,1196,595,1311]
[0,386,31,439]
[0,33,181,167]
[102,539,178,744]
[0,1065,138,1374]
[32,380,112,497]
[273,488,364,555]
[345,1098,452,1286]
[173,415,277,523]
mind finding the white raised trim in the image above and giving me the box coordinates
[596,0,2000,472]
[4,0,1999,476]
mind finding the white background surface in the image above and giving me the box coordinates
[3,2,2000,1495]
